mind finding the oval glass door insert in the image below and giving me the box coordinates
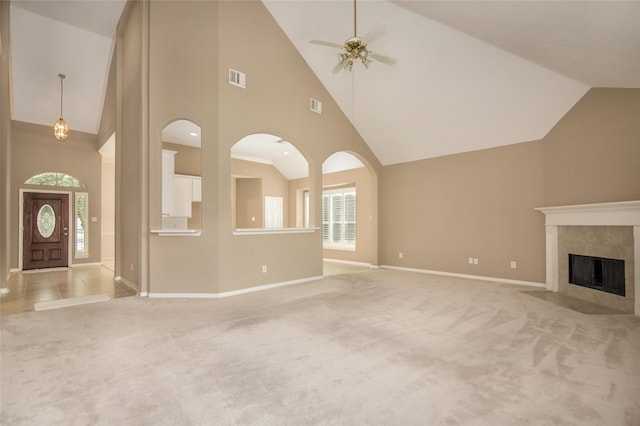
[37,204,56,238]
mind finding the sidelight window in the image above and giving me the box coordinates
[75,192,89,258]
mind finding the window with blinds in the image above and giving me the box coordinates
[75,192,89,258]
[322,187,356,250]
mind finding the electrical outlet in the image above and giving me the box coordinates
[473,258,478,265]
[469,257,474,264]
[261,265,268,273]
[510,261,517,269]
[130,263,134,271]
[399,252,404,259]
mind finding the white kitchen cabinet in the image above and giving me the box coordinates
[172,175,193,218]
[191,176,202,202]
[161,150,177,215]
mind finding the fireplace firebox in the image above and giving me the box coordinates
[568,254,625,297]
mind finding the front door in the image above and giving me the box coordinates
[23,192,69,270]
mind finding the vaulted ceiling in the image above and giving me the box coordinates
[8,1,640,166]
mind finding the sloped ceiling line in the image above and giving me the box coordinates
[9,0,639,166]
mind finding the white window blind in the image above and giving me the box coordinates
[322,187,356,250]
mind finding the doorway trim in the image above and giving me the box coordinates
[19,188,74,272]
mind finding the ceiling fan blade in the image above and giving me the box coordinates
[331,61,346,75]
[310,40,344,49]
[369,52,396,65]
[361,22,386,44]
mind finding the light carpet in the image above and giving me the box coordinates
[1,269,639,425]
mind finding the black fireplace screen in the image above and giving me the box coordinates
[569,254,625,297]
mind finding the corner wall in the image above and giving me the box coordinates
[1,1,11,285]
[543,88,640,206]
[116,0,145,289]
[379,88,640,284]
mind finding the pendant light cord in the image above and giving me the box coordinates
[58,73,65,119]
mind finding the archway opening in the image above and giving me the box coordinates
[231,133,309,229]
[322,151,376,275]
[161,119,202,230]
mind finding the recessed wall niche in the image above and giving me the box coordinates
[161,120,202,230]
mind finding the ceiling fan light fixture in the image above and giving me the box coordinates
[310,0,395,74]
[53,73,69,142]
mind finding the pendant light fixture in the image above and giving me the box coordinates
[53,73,69,142]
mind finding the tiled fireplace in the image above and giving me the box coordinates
[536,201,640,316]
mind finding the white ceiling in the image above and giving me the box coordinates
[9,0,125,134]
[162,120,202,148]
[232,133,309,180]
[9,1,640,166]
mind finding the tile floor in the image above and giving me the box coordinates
[323,260,371,276]
[1,264,137,316]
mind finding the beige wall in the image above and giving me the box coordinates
[101,160,115,261]
[216,0,381,293]
[380,88,639,284]
[323,167,377,265]
[235,178,262,228]
[116,0,145,288]
[544,88,640,206]
[147,0,219,294]
[381,140,546,282]
[9,121,103,268]
[1,1,11,284]
[231,158,290,227]
[98,49,117,147]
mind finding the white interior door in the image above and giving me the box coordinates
[264,196,283,228]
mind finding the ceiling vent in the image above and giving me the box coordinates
[310,98,322,114]
[229,68,246,88]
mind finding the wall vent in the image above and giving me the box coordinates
[229,68,246,88]
[310,98,322,114]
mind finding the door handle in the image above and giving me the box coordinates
[63,227,68,236]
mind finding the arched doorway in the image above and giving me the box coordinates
[322,151,377,275]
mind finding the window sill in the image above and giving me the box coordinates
[150,229,202,237]
[323,245,356,252]
[233,227,319,236]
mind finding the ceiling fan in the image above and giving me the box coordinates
[310,0,395,74]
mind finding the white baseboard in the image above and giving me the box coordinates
[114,276,139,293]
[149,275,323,299]
[71,262,102,268]
[9,268,21,274]
[380,265,545,288]
[323,258,372,267]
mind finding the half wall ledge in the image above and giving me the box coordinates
[535,200,640,316]
[232,227,319,236]
[150,229,202,237]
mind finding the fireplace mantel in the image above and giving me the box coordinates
[535,201,640,316]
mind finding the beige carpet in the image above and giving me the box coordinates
[1,269,639,425]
